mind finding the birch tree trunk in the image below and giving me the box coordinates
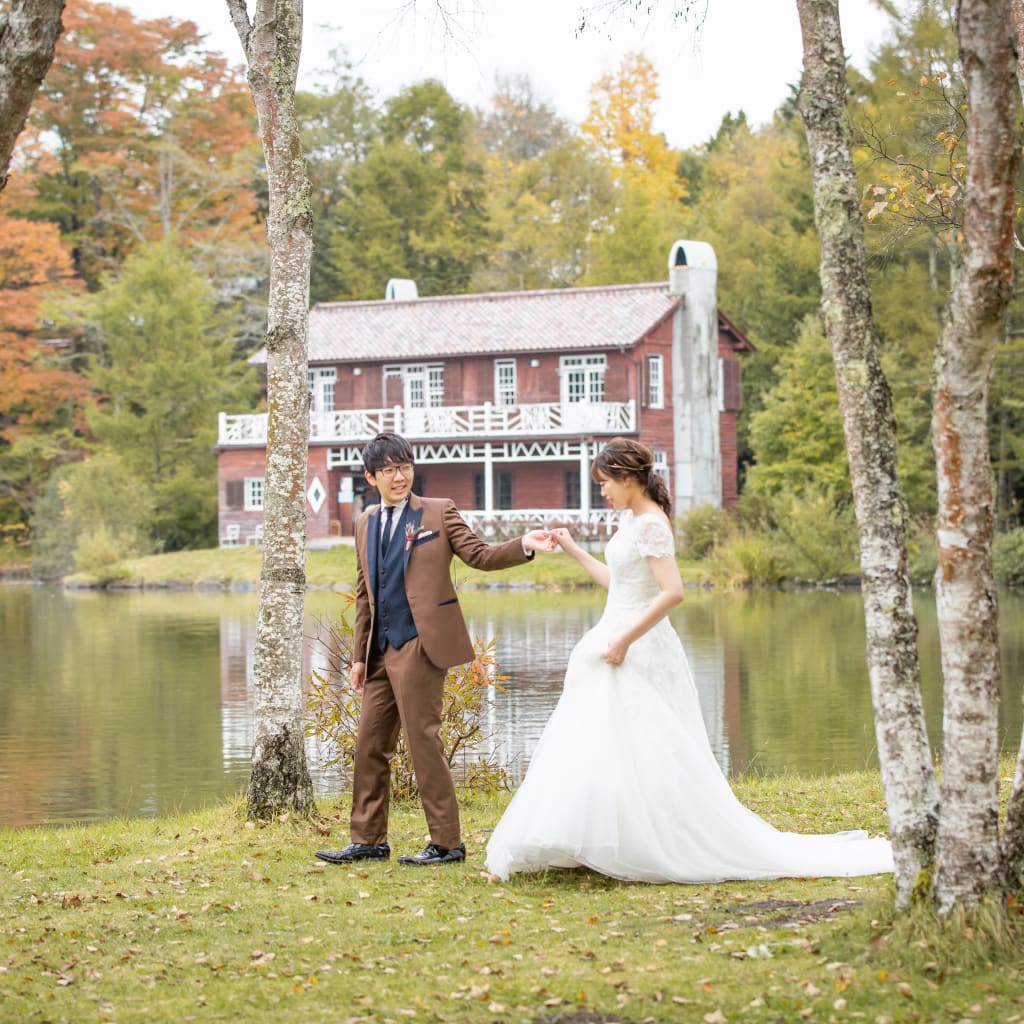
[227,0,314,818]
[932,0,1017,911]
[0,0,64,191]
[795,0,939,907]
[1012,0,1024,99]
[1003,0,1024,901]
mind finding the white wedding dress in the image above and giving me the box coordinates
[485,511,894,883]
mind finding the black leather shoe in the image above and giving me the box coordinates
[315,842,390,864]
[398,842,466,866]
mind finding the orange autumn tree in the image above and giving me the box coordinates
[0,212,88,532]
[580,52,689,284]
[17,0,263,292]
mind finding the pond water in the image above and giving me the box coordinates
[1,583,1022,827]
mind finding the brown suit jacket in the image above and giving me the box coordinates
[353,494,532,669]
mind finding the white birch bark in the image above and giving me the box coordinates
[932,0,1017,911]
[795,0,939,907]
[227,0,314,817]
[0,0,65,191]
[1002,0,1024,896]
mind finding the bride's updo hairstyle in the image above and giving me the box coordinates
[591,437,672,517]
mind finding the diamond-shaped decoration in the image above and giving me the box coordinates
[307,476,326,514]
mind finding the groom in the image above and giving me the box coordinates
[316,432,553,867]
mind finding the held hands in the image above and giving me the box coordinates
[548,527,577,552]
[522,529,558,554]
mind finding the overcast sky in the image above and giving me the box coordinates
[121,0,894,149]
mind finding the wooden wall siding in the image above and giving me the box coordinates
[719,410,739,509]
[218,448,268,542]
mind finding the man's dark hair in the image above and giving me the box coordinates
[362,432,415,474]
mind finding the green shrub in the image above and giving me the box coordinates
[708,534,785,587]
[772,488,860,582]
[907,520,938,585]
[994,528,1024,587]
[306,592,511,799]
[31,452,154,578]
[679,504,733,559]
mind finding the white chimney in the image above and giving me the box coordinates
[668,240,721,511]
[385,278,418,301]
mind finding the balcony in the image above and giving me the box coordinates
[218,400,636,447]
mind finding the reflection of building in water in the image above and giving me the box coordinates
[219,615,337,795]
[219,616,255,773]
[465,606,736,782]
[218,598,743,795]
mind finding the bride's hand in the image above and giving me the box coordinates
[603,637,629,666]
[550,527,574,550]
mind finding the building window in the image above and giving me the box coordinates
[653,450,669,489]
[384,363,445,408]
[244,477,265,511]
[496,472,512,510]
[308,367,337,413]
[645,353,664,408]
[225,479,244,510]
[473,472,513,509]
[560,354,606,404]
[564,471,578,508]
[494,359,517,406]
[565,471,605,510]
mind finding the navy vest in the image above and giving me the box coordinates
[374,507,417,652]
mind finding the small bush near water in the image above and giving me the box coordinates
[305,591,512,798]
[995,528,1024,587]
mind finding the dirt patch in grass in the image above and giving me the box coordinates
[721,896,861,929]
[534,1012,636,1024]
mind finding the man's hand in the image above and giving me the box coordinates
[522,529,557,554]
[350,661,367,694]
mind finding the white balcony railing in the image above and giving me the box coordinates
[218,400,636,447]
[460,508,620,541]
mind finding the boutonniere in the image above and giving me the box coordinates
[404,522,416,552]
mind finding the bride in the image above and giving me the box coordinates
[485,438,894,884]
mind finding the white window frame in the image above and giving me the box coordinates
[646,353,664,408]
[244,477,265,511]
[653,450,669,486]
[383,363,445,408]
[494,358,517,406]
[308,367,337,413]
[559,354,606,405]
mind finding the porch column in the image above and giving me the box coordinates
[579,443,590,519]
[483,442,494,513]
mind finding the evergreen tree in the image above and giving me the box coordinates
[746,315,849,500]
[325,80,490,298]
[84,239,255,550]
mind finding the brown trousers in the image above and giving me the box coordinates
[349,638,460,849]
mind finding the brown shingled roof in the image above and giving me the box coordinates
[251,282,682,365]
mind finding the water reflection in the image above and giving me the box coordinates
[1,584,1022,827]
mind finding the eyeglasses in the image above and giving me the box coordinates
[375,462,414,480]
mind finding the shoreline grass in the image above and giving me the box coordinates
[3,771,1022,1023]
[59,544,699,592]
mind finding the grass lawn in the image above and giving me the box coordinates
[3,771,1021,1024]
[65,544,697,592]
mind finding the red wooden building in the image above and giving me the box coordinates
[216,241,753,545]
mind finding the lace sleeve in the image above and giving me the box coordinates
[634,515,675,559]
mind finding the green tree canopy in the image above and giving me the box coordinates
[324,80,490,299]
[84,239,256,550]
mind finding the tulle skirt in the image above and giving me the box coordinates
[485,618,894,884]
